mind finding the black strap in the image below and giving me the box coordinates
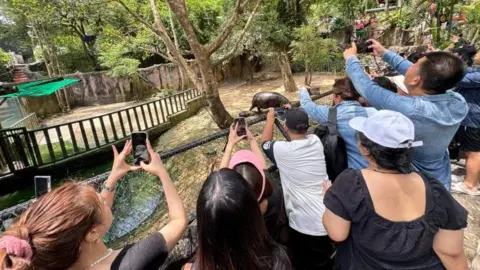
[327,106,339,135]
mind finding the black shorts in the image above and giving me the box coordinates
[287,228,335,270]
[458,126,480,152]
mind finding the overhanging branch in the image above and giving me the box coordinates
[213,0,262,66]
[206,0,251,56]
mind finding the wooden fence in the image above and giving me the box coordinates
[0,89,202,176]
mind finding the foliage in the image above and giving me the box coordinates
[381,8,415,29]
[290,25,342,69]
[0,48,11,67]
[98,43,140,77]
[461,0,480,24]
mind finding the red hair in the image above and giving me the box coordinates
[0,182,103,270]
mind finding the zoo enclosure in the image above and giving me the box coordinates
[0,89,202,176]
[0,90,334,248]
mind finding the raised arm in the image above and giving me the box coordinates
[102,140,141,208]
[299,87,329,123]
[140,140,187,252]
[382,50,413,76]
[220,124,247,169]
[343,43,416,115]
[261,108,276,143]
[346,56,416,114]
[433,229,468,270]
[247,128,267,168]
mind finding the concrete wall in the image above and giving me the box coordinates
[63,55,255,107]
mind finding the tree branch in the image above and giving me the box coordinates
[115,0,201,90]
[213,0,262,66]
[206,0,251,56]
[165,0,205,56]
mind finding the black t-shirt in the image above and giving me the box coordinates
[111,233,169,270]
[324,169,468,270]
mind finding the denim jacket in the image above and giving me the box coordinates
[346,51,468,190]
[299,88,376,170]
[455,66,480,128]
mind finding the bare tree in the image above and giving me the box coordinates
[116,0,262,129]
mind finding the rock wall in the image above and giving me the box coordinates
[63,55,255,107]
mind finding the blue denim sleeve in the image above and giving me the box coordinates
[346,56,416,116]
[299,87,328,123]
[456,67,480,89]
[382,50,413,75]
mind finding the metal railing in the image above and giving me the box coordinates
[8,113,41,130]
[0,91,335,245]
[0,89,202,176]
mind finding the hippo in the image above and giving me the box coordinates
[249,92,290,112]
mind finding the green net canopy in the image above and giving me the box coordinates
[1,78,79,98]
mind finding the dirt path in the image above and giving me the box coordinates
[154,74,338,152]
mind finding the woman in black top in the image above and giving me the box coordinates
[0,140,187,270]
[323,110,469,269]
[184,169,291,270]
[220,124,287,243]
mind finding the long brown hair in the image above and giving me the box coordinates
[0,182,103,270]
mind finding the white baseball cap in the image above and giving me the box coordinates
[349,110,423,149]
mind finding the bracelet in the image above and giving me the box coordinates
[102,182,116,192]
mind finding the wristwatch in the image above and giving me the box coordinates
[102,182,116,192]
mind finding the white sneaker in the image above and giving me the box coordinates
[451,182,480,196]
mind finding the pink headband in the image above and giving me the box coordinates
[0,235,33,262]
[229,150,266,201]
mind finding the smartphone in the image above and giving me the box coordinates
[233,117,246,137]
[34,176,51,198]
[131,132,150,166]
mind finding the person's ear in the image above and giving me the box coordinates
[85,227,101,243]
[411,75,422,87]
[357,142,370,156]
[259,199,268,215]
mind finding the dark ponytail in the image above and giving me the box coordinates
[357,132,414,174]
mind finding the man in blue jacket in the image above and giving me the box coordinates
[300,77,376,170]
[343,39,468,190]
[452,51,480,195]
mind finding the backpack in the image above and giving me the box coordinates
[314,106,348,182]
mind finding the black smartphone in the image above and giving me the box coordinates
[34,176,51,198]
[233,117,246,137]
[131,132,150,166]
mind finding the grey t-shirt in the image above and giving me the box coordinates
[262,135,328,236]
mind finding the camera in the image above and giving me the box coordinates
[356,40,373,54]
[274,107,288,121]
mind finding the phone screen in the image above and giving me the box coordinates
[234,118,246,137]
[34,176,51,198]
[131,132,150,166]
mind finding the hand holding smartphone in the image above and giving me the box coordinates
[131,132,151,166]
[233,117,246,137]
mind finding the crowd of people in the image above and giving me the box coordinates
[0,38,479,270]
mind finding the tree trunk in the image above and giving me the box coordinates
[169,9,185,91]
[164,0,233,128]
[278,50,297,92]
[304,64,312,86]
[198,56,233,128]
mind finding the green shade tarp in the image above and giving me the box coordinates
[1,78,80,98]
